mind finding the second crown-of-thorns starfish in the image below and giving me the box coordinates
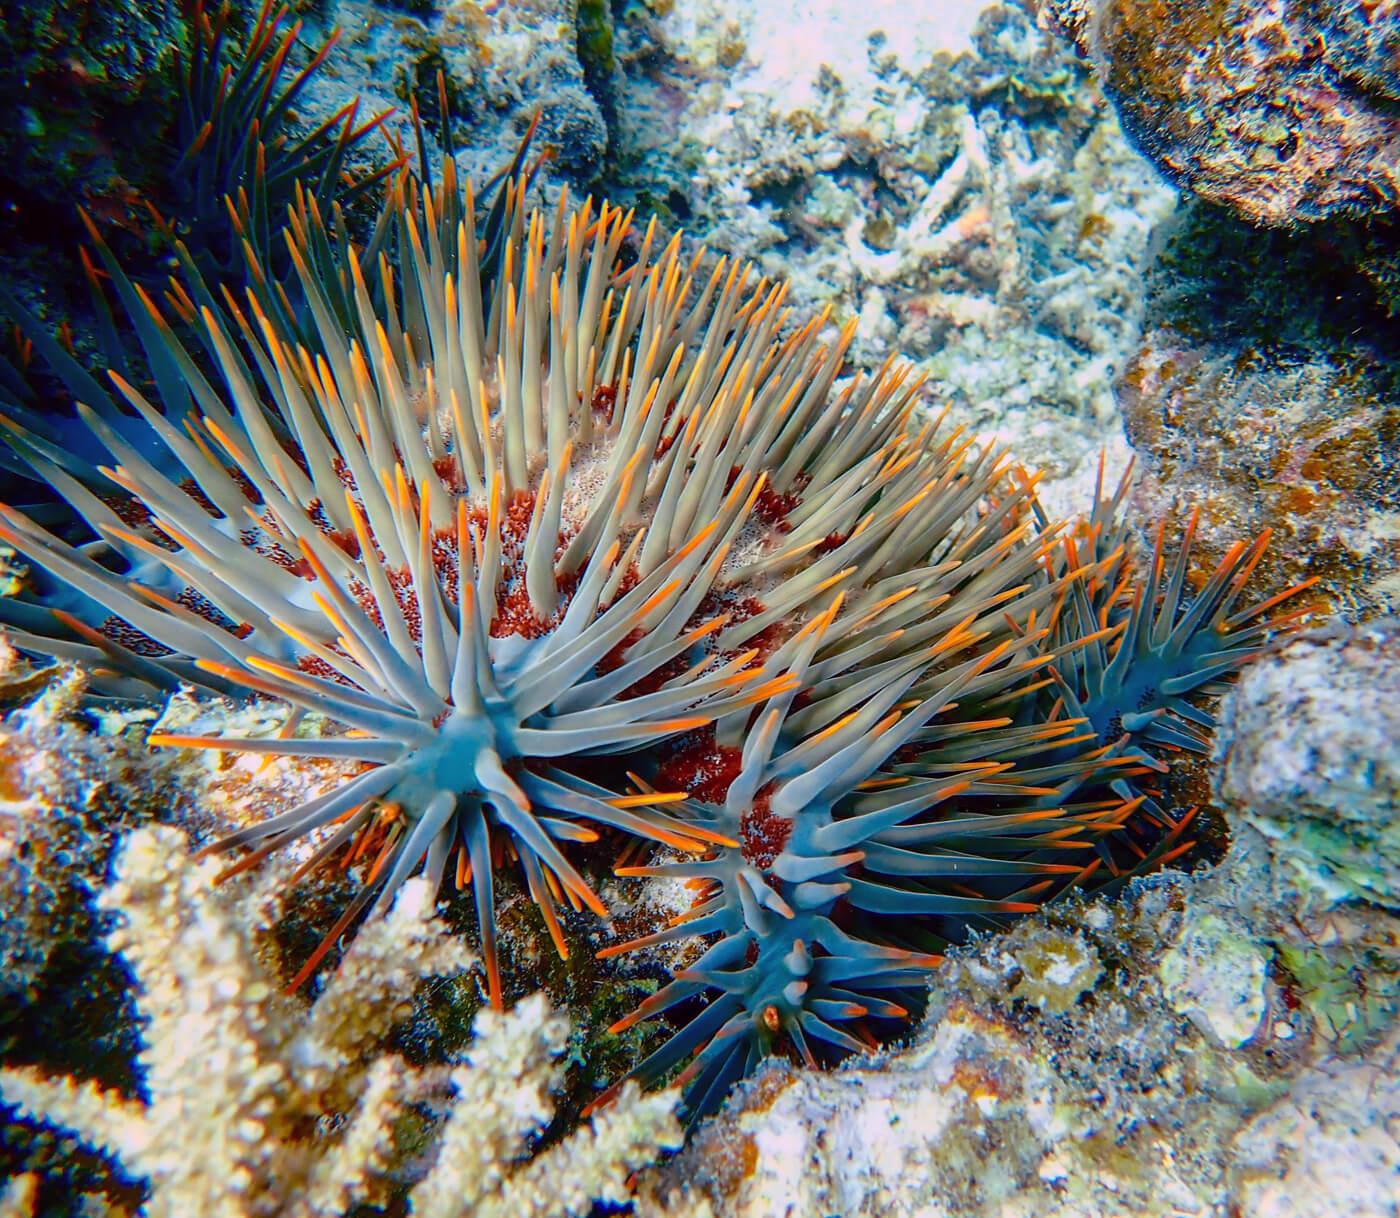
[0,141,1314,1112]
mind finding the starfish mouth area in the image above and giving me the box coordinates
[391,709,518,809]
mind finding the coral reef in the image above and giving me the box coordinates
[1,0,1395,1212]
[1216,618,1400,909]
[0,42,1314,1135]
[604,0,1176,497]
[1158,909,1270,1047]
[0,827,681,1216]
[1041,0,1400,225]
[0,666,118,1010]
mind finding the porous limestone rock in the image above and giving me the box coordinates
[1216,620,1400,909]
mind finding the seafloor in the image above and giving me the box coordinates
[0,0,1397,1215]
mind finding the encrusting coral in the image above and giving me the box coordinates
[0,827,682,1217]
[1041,0,1400,225]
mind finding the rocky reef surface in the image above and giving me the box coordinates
[637,776,1400,1217]
[1,0,1398,1215]
[1041,0,1400,226]
[600,0,1175,512]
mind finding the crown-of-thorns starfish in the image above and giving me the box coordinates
[594,557,1151,1119]
[0,141,1084,1007]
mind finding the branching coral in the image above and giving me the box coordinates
[412,1000,681,1218]
[0,827,681,1217]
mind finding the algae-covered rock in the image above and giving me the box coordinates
[1159,912,1269,1048]
[1274,906,1400,1055]
[1227,1022,1400,1218]
[1010,928,1103,1014]
[1040,0,1400,225]
[1216,620,1400,908]
[1119,327,1400,619]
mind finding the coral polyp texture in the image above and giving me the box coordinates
[0,144,1310,1125]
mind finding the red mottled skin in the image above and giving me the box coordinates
[740,782,791,869]
[657,724,744,804]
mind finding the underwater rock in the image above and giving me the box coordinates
[1119,326,1400,618]
[1216,619,1400,909]
[642,1003,1085,1218]
[1009,928,1103,1015]
[1272,904,1400,1056]
[1040,0,1400,225]
[1158,912,1269,1048]
[1226,1021,1400,1218]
